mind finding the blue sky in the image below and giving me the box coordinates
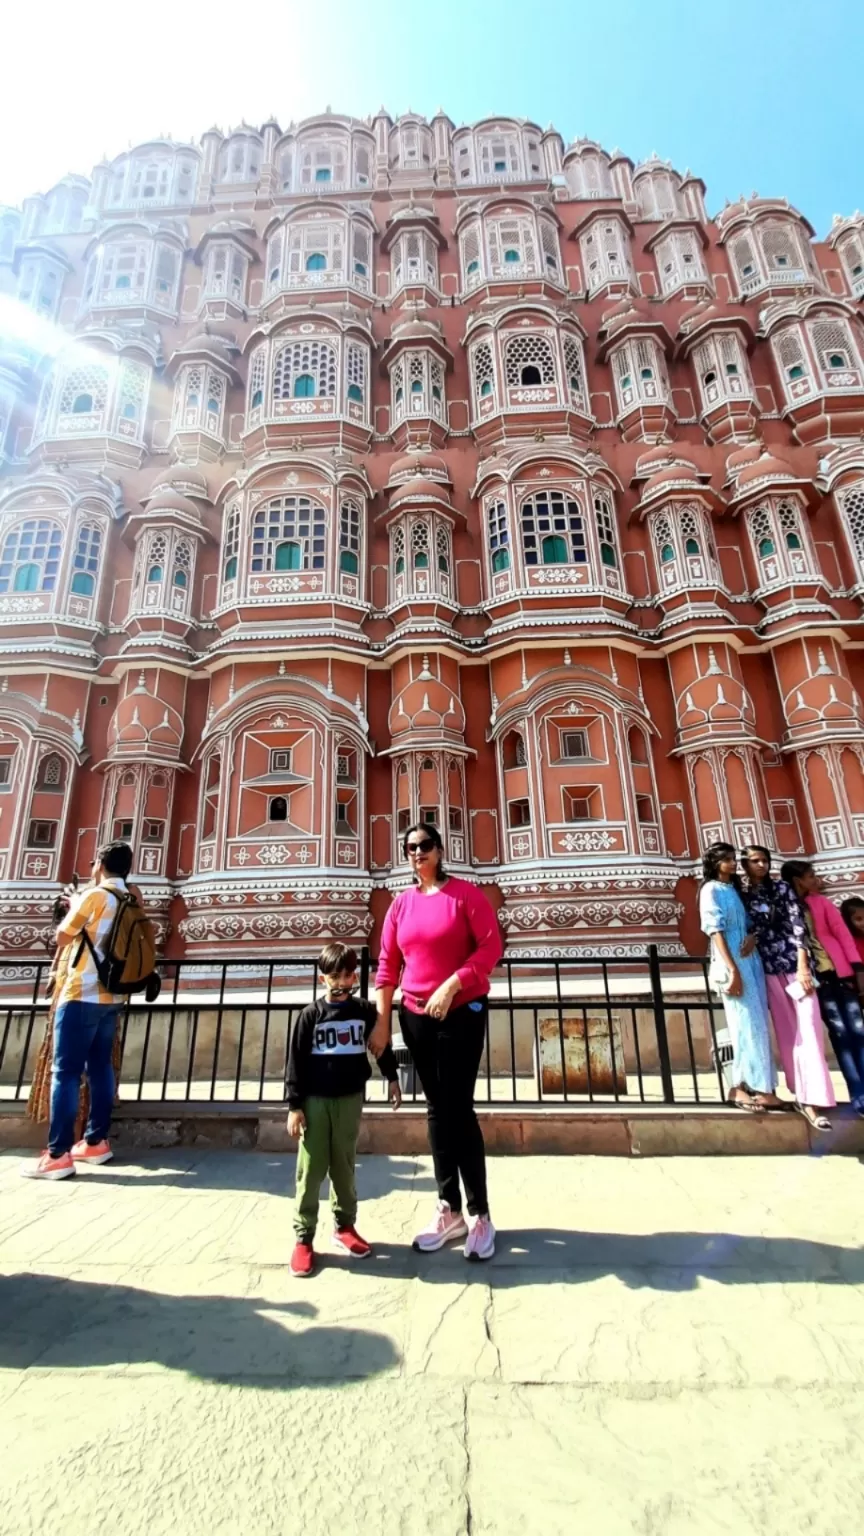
[2,0,862,233]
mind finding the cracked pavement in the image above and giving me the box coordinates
[1,1148,863,1533]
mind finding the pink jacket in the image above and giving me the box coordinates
[805,891,861,978]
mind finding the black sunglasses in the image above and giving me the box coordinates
[406,837,437,855]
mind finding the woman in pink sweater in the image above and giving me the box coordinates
[782,860,864,1114]
[371,824,502,1261]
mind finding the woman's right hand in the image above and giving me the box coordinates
[725,965,743,998]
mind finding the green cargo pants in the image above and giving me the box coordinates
[293,1092,365,1239]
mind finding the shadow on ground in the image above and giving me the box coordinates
[360,1228,864,1290]
[0,1273,399,1385]
[2,1152,437,1196]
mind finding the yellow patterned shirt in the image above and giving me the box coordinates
[56,880,129,1006]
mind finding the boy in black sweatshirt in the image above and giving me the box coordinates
[286,941,400,1277]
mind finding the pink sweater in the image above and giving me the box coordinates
[805,891,861,978]
[376,877,502,1012]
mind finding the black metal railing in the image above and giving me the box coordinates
[0,947,736,1111]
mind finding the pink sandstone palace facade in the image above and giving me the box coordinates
[1,112,864,962]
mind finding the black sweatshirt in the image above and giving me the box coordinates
[286,996,399,1109]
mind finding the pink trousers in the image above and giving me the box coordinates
[765,973,836,1107]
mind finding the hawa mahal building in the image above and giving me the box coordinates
[1,111,864,961]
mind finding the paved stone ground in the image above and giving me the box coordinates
[1,1147,863,1535]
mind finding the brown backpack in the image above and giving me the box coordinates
[77,889,161,999]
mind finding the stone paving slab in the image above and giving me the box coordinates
[1,1148,863,1533]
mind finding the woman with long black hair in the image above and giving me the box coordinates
[699,841,782,1112]
[740,845,834,1130]
[370,824,501,1261]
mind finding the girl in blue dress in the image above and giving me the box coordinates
[699,842,782,1112]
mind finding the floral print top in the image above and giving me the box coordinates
[742,877,811,976]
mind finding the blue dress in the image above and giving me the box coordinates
[700,879,776,1093]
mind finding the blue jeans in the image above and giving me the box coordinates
[48,1001,119,1157]
[817,973,864,1106]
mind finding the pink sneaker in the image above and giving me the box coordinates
[71,1139,113,1166]
[412,1200,469,1253]
[20,1151,75,1181]
[464,1214,496,1262]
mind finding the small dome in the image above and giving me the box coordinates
[141,490,202,520]
[724,442,764,478]
[634,445,687,478]
[599,296,652,336]
[643,464,701,497]
[144,466,210,502]
[735,451,797,489]
[387,450,451,487]
[389,476,453,509]
[172,329,239,370]
[108,680,184,760]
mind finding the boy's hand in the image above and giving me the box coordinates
[368,1015,391,1058]
[388,1080,402,1110]
[287,1109,306,1139]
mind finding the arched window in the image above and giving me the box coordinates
[269,796,288,821]
[542,534,568,563]
[521,491,586,567]
[504,334,556,389]
[58,365,110,426]
[347,383,363,402]
[339,499,361,576]
[306,252,326,271]
[274,541,301,570]
[594,492,619,569]
[251,495,327,573]
[70,525,102,598]
[147,564,163,583]
[487,500,511,573]
[36,752,66,792]
[272,340,337,401]
[472,342,495,406]
[222,504,240,585]
[0,520,63,594]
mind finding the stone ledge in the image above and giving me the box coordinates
[3,1101,863,1156]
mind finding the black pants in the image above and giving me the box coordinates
[817,972,864,1106]
[400,999,489,1218]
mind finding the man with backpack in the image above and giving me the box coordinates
[22,840,157,1181]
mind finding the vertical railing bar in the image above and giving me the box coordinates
[648,944,675,1105]
[161,960,181,1099]
[532,1002,543,1104]
[507,959,517,1102]
[208,962,228,1101]
[630,1002,646,1102]
[683,1003,701,1104]
[13,960,45,1100]
[554,959,568,1104]
[258,958,275,1101]
[136,1004,154,1101]
[184,981,201,1101]
[234,1007,248,1100]
[601,960,621,1104]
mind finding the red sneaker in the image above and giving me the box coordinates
[20,1150,75,1181]
[290,1240,315,1278]
[71,1138,113,1165]
[333,1225,372,1259]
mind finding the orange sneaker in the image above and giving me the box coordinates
[71,1138,113,1165]
[20,1150,75,1180]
